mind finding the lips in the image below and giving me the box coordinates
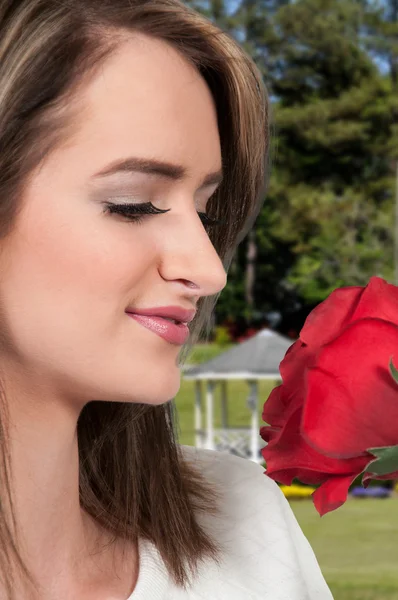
[126,313,190,345]
[125,305,196,324]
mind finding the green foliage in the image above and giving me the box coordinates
[366,445,398,475]
[184,0,398,314]
[212,245,249,321]
[390,357,398,384]
[263,0,396,302]
[213,325,233,346]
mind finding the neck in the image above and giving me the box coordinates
[0,370,138,599]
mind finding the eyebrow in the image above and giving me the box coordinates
[91,157,223,188]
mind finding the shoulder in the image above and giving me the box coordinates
[181,443,276,492]
[180,444,298,528]
[177,446,333,600]
[181,444,281,515]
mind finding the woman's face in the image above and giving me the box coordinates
[0,34,227,411]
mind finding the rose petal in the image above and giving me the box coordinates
[302,319,398,458]
[262,410,368,477]
[313,475,357,516]
[262,342,314,429]
[259,425,280,443]
[261,386,286,428]
[279,340,313,382]
[260,467,295,486]
[300,285,363,347]
[351,277,398,325]
[293,470,330,485]
[362,469,398,487]
[264,466,332,486]
[262,383,304,432]
[261,388,299,448]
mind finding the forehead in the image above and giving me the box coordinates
[63,34,222,180]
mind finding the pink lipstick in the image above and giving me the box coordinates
[125,306,195,345]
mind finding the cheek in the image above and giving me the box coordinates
[0,205,156,351]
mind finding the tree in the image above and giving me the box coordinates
[362,0,398,87]
[184,0,397,320]
[261,0,396,302]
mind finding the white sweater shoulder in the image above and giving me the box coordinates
[131,446,334,600]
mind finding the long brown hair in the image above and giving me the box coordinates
[0,0,269,597]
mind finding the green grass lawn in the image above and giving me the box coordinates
[174,350,398,599]
[291,499,398,600]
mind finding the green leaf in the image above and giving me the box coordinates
[390,358,398,385]
[366,445,398,476]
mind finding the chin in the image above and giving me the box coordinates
[122,392,178,407]
[113,372,182,405]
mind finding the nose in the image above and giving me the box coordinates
[158,210,227,297]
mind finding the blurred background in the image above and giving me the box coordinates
[174,1,398,598]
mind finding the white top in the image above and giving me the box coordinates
[128,446,334,600]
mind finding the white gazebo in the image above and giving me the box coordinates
[183,328,294,463]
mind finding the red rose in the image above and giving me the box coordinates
[260,276,398,516]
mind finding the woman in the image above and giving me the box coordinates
[0,0,333,598]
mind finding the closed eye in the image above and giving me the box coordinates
[104,201,224,228]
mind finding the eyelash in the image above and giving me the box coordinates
[104,201,224,228]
